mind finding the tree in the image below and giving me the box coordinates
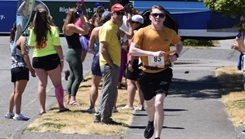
[202,0,245,18]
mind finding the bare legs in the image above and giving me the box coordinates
[35,65,66,113]
[145,93,166,138]
[124,79,144,109]
[89,75,102,109]
[8,80,28,114]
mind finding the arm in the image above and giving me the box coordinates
[121,22,133,39]
[236,37,245,52]
[65,23,89,36]
[100,41,113,67]
[54,45,64,71]
[79,14,90,34]
[120,15,133,39]
[175,41,183,55]
[169,41,183,62]
[19,36,35,77]
[81,50,87,62]
[89,28,97,54]
[129,42,164,57]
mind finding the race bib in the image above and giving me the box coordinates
[148,56,165,67]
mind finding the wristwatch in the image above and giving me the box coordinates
[174,53,179,58]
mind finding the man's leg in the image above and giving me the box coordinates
[144,97,155,138]
[154,93,166,138]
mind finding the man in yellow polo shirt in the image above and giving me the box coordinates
[129,5,183,139]
[94,3,124,125]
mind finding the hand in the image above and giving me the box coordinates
[236,36,242,42]
[231,43,239,50]
[169,54,178,62]
[128,64,134,72]
[30,68,36,77]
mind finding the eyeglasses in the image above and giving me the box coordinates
[114,11,125,16]
[241,20,245,24]
[151,13,166,18]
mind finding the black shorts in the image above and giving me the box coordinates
[126,59,141,81]
[11,67,29,82]
[32,54,60,71]
[138,68,173,100]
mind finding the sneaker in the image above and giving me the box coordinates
[13,113,30,121]
[144,121,154,138]
[94,112,101,123]
[112,107,118,113]
[86,107,95,113]
[242,130,245,134]
[135,106,145,111]
[5,112,15,119]
[122,105,134,110]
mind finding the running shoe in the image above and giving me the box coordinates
[5,112,14,119]
[13,113,30,121]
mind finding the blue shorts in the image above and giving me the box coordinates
[91,54,102,76]
[11,67,29,82]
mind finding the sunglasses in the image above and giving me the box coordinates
[241,20,245,24]
[115,11,125,16]
[75,10,83,18]
[98,10,105,13]
[151,13,166,18]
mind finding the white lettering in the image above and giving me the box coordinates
[0,15,5,20]
[93,8,97,13]
[59,7,70,14]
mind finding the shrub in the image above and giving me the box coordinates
[183,39,214,46]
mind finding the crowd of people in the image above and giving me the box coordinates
[5,1,186,139]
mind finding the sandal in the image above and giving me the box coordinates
[69,100,80,106]
[39,111,46,115]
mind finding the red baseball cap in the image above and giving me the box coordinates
[111,3,125,11]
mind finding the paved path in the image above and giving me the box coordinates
[0,37,245,139]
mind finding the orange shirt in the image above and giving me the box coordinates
[132,25,181,73]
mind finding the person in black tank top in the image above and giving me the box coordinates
[62,7,90,105]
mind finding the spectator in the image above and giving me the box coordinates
[62,7,89,105]
[86,11,111,113]
[28,8,69,114]
[94,3,125,124]
[5,22,35,120]
[231,14,245,90]
[122,14,145,111]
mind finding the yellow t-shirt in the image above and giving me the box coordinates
[132,25,181,73]
[99,21,121,67]
[28,26,61,57]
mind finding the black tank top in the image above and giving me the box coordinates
[65,33,82,49]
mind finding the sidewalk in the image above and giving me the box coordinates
[1,38,245,138]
